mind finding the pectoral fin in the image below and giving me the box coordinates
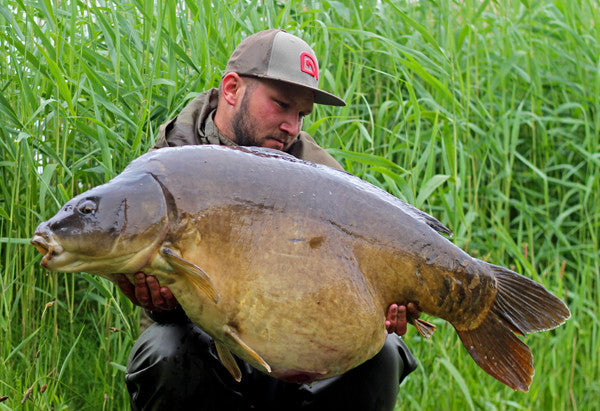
[223,325,271,373]
[215,341,242,382]
[160,247,220,303]
[412,318,437,339]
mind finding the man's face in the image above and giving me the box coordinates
[231,77,315,151]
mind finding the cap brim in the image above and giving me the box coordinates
[314,89,346,107]
[247,74,346,107]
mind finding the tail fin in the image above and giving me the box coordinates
[491,264,570,333]
[456,264,570,392]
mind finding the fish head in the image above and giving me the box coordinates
[31,172,169,274]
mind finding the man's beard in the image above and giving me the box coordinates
[231,90,291,150]
[231,90,260,147]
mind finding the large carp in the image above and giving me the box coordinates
[31,145,569,391]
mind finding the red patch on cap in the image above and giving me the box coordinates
[300,52,318,81]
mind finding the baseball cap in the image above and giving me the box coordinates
[225,29,346,106]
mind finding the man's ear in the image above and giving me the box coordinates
[221,72,243,106]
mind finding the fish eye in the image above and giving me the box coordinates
[78,200,96,215]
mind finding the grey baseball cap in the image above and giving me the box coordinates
[225,29,346,106]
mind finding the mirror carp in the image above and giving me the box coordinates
[31,145,570,391]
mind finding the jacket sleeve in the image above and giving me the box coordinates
[152,89,220,150]
[153,116,201,149]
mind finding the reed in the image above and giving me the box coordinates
[1,0,597,409]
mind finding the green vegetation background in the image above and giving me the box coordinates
[1,0,598,409]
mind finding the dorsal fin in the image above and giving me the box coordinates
[398,200,452,236]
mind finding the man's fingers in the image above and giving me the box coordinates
[134,272,152,308]
[385,304,398,333]
[395,305,408,336]
[127,272,180,311]
[159,287,179,310]
[385,303,412,335]
[146,275,165,310]
[145,275,179,311]
[116,274,139,305]
[406,302,421,322]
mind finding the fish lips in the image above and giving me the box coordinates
[31,232,72,270]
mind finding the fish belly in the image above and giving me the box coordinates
[164,212,387,380]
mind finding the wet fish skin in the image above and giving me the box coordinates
[31,145,570,390]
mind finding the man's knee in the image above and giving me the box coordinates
[127,322,211,374]
[390,335,418,382]
[359,335,417,383]
[126,322,221,410]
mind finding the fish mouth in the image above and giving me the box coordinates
[31,234,64,269]
[30,231,150,274]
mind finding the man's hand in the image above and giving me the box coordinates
[116,272,179,312]
[385,303,421,336]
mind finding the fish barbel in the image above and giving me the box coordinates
[31,145,570,390]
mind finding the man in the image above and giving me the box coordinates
[119,29,418,411]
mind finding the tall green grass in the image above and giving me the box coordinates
[1,0,598,409]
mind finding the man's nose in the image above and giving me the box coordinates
[280,114,302,136]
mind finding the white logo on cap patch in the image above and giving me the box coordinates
[300,52,319,81]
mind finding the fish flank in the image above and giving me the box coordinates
[413,266,427,288]
[455,280,467,307]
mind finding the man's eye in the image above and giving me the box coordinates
[275,100,288,109]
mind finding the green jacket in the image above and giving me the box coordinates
[153,88,344,171]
